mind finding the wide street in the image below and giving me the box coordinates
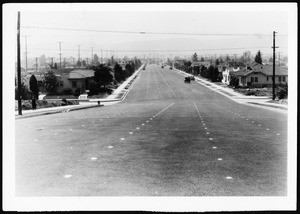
[15,64,287,196]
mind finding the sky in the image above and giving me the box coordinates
[4,3,293,60]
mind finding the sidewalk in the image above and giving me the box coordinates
[174,68,288,111]
[15,65,144,119]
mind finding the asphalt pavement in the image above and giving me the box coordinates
[15,64,288,196]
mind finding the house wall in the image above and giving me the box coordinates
[238,73,288,87]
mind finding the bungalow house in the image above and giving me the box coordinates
[235,63,288,87]
[67,69,95,94]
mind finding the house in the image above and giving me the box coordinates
[67,69,95,94]
[235,63,288,87]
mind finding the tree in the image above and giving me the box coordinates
[82,60,87,67]
[229,75,239,87]
[43,71,58,94]
[93,54,99,64]
[93,64,113,89]
[15,81,31,100]
[255,50,262,64]
[226,55,230,62]
[54,63,58,69]
[192,52,198,62]
[77,60,81,67]
[200,56,205,62]
[125,63,135,75]
[29,74,39,99]
[216,58,220,66]
[114,63,125,82]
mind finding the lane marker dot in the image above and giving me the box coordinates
[258,124,261,126]
[252,121,255,123]
[120,138,125,141]
[91,157,97,161]
[108,146,113,149]
[150,118,153,120]
[226,176,233,180]
[129,132,133,134]
[204,127,207,129]
[64,175,72,178]
[136,127,140,130]
[266,128,269,131]
[213,147,217,149]
[146,121,149,123]
[206,132,210,135]
[218,158,223,161]
[203,124,206,126]
[209,138,213,141]
[34,139,38,141]
[142,124,145,126]
[277,133,280,136]
[82,125,85,127]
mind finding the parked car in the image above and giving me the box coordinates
[190,75,195,80]
[169,67,173,70]
[184,77,191,83]
[125,84,131,89]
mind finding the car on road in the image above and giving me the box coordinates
[161,65,164,69]
[184,77,191,83]
[189,75,195,80]
[169,67,173,70]
[143,67,146,70]
[125,84,131,89]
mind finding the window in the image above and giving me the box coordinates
[59,81,64,87]
[255,77,258,82]
[251,77,254,82]
[267,76,269,81]
[278,76,281,82]
[283,76,286,82]
[72,81,77,88]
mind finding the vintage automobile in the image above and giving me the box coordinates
[184,76,191,83]
[169,66,173,70]
[189,75,195,80]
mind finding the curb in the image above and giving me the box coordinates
[174,68,288,111]
[15,64,145,119]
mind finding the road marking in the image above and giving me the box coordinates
[150,118,153,120]
[120,138,125,141]
[218,158,223,161]
[34,139,38,141]
[226,176,233,180]
[91,157,97,161]
[209,138,213,140]
[277,133,280,135]
[206,132,210,135]
[82,125,85,127]
[266,128,269,130]
[136,127,140,130]
[156,103,175,115]
[213,147,217,149]
[252,121,255,123]
[129,132,133,134]
[258,124,261,126]
[142,124,145,126]
[155,66,176,97]
[108,146,114,149]
[69,129,73,131]
[146,121,149,123]
[64,175,72,178]
[203,124,206,126]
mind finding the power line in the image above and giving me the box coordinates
[26,46,276,52]
[21,25,287,37]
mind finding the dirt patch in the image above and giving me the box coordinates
[234,88,272,97]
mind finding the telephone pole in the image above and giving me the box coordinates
[91,47,93,65]
[272,31,279,100]
[78,45,81,66]
[17,11,22,115]
[36,57,38,72]
[58,42,62,69]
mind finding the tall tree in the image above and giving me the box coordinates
[255,50,262,64]
[82,60,87,67]
[43,71,58,94]
[192,52,198,62]
[77,60,81,67]
[113,63,125,82]
[93,64,113,89]
[29,74,39,99]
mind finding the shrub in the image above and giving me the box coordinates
[276,83,288,99]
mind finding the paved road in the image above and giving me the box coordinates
[15,64,287,196]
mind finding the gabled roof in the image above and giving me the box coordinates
[235,65,288,76]
[68,69,95,79]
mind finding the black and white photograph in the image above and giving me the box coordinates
[3,2,297,212]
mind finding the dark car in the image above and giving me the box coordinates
[184,77,191,83]
[143,67,146,70]
[169,66,173,70]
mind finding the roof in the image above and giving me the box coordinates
[235,65,288,76]
[68,69,95,79]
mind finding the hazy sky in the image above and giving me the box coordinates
[5,3,294,59]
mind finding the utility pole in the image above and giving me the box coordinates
[78,45,81,67]
[272,31,279,100]
[58,42,62,69]
[86,58,89,66]
[51,57,54,68]
[17,11,22,115]
[91,47,93,65]
[101,49,103,63]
